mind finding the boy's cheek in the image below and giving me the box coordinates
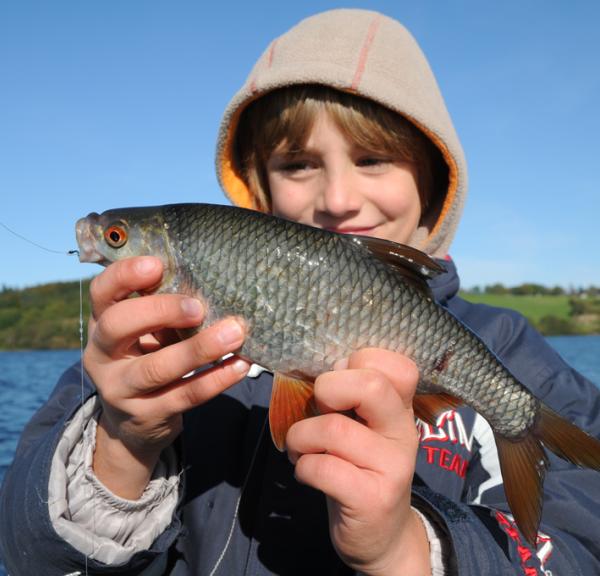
[271,195,313,223]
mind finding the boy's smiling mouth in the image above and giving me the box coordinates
[325,225,379,236]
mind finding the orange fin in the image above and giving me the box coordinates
[413,393,463,426]
[494,433,548,547]
[269,372,317,451]
[535,403,600,470]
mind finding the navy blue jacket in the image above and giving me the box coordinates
[1,260,600,575]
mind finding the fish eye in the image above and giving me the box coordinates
[104,223,128,248]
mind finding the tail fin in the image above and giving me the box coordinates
[495,405,600,546]
[536,404,600,470]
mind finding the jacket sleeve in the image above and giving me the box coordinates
[423,301,600,575]
[0,363,183,576]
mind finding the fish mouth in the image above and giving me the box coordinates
[75,214,109,265]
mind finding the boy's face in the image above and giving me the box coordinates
[265,111,422,245]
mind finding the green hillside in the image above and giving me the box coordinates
[460,292,600,336]
[459,293,571,323]
[0,280,92,349]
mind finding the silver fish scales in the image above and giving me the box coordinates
[76,202,600,545]
[159,204,537,437]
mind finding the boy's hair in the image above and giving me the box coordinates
[234,85,447,218]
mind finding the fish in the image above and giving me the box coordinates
[76,202,600,545]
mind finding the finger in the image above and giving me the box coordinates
[126,317,247,395]
[157,355,252,413]
[313,368,410,439]
[90,256,164,319]
[138,332,170,354]
[287,412,402,475]
[138,329,183,353]
[346,348,419,408]
[103,355,251,429]
[92,293,205,357]
[294,451,373,508]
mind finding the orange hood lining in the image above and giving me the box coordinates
[219,92,459,242]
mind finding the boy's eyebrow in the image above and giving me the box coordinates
[270,147,311,158]
[274,142,377,154]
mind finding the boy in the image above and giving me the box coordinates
[1,9,599,575]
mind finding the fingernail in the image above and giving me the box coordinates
[135,257,158,275]
[217,319,244,346]
[232,358,250,375]
[181,298,203,317]
[333,357,348,370]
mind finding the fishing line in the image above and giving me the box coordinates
[77,271,93,576]
[0,219,76,255]
[2,215,264,574]
[208,414,268,576]
[1,219,93,572]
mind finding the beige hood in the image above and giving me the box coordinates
[216,8,467,258]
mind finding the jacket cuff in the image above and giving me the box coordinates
[412,485,528,574]
[412,506,449,575]
[48,396,181,565]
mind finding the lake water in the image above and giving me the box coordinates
[0,337,599,573]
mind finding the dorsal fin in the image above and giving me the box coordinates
[349,235,446,293]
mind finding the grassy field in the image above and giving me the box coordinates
[459,293,571,323]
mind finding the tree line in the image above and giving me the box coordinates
[461,283,600,336]
[465,283,600,297]
[0,280,92,349]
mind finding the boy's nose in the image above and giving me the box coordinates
[319,171,362,217]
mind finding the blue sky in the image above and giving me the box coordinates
[1,1,598,289]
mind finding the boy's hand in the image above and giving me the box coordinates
[84,256,251,499]
[286,349,431,576]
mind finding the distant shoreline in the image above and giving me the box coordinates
[460,292,600,337]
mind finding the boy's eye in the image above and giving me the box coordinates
[356,156,390,168]
[279,160,315,173]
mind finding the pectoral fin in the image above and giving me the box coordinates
[269,372,318,451]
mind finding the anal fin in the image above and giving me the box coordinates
[269,372,318,451]
[494,433,548,547]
